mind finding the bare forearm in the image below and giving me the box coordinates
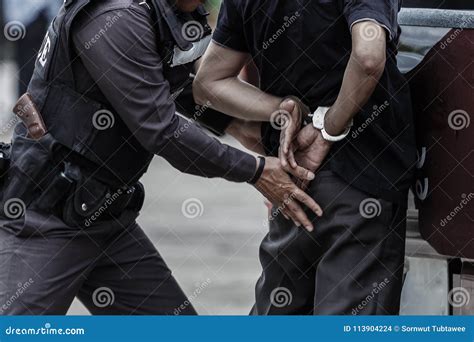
[194,43,281,122]
[324,54,384,135]
[324,22,387,135]
[194,76,281,121]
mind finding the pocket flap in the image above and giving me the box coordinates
[73,176,110,217]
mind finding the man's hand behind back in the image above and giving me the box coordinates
[294,125,332,190]
[279,98,332,189]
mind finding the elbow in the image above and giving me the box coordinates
[193,74,213,106]
[362,57,385,77]
[353,49,386,78]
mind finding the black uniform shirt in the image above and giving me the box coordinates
[70,0,257,183]
[214,0,417,203]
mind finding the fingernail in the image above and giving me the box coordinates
[305,225,313,232]
[295,221,301,227]
[307,172,315,180]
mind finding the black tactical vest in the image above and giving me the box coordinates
[27,0,212,187]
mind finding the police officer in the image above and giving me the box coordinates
[0,0,322,315]
[195,0,417,314]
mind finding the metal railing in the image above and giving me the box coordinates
[399,8,474,28]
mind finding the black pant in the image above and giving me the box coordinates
[0,209,196,315]
[252,171,407,315]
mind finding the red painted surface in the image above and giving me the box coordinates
[409,29,474,258]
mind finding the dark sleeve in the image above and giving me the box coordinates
[174,81,233,137]
[72,5,256,183]
[343,0,400,42]
[212,0,248,52]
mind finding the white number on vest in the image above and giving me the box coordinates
[38,34,52,68]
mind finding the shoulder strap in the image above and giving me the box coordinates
[151,0,193,51]
[47,0,91,88]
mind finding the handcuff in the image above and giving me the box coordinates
[310,106,353,142]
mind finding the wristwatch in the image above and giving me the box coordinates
[311,107,353,142]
